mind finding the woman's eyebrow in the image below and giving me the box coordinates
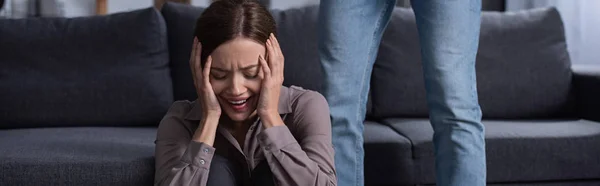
[210,67,229,72]
[211,64,258,72]
[241,64,259,70]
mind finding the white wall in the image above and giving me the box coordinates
[37,0,154,17]
[40,0,95,17]
[107,0,152,14]
[507,0,600,64]
[191,0,211,7]
[270,0,318,9]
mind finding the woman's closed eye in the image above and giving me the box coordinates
[210,71,227,80]
[243,68,259,79]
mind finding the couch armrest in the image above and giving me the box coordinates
[572,65,600,122]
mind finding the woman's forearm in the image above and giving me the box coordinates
[260,111,284,128]
[191,114,220,146]
[258,126,337,186]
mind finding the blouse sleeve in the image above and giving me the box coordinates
[257,91,337,186]
[154,101,216,186]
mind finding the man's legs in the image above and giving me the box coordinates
[411,0,486,185]
[318,0,396,185]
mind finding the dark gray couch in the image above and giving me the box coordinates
[1,2,599,186]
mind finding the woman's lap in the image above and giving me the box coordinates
[207,155,275,186]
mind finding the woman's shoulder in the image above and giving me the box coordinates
[156,100,198,137]
[165,100,196,117]
[284,85,329,114]
[283,86,331,135]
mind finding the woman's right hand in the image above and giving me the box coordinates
[190,37,221,119]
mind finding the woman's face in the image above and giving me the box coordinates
[209,37,265,122]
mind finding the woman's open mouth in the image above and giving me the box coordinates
[226,97,251,112]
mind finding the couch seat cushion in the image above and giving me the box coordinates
[0,127,157,186]
[363,121,414,185]
[381,118,600,184]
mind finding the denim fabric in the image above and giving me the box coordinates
[318,1,396,185]
[318,0,486,185]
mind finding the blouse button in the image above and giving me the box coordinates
[199,159,205,165]
[203,148,209,153]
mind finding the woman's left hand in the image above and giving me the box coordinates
[258,33,285,127]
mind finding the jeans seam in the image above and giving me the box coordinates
[355,1,394,185]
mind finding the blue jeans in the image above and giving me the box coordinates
[318,0,486,186]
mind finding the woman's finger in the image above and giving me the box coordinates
[259,54,271,78]
[190,38,198,64]
[190,38,197,70]
[190,38,199,87]
[266,36,276,68]
[271,33,282,58]
[193,42,203,87]
[257,55,264,80]
[203,55,213,87]
[269,34,283,78]
[195,41,202,72]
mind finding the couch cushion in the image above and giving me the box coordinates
[161,4,325,94]
[0,8,173,128]
[0,127,157,186]
[161,2,205,101]
[270,6,324,93]
[363,121,414,185]
[382,118,600,184]
[371,7,574,119]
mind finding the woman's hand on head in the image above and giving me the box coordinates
[190,37,221,119]
[258,33,285,127]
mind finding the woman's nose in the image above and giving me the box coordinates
[227,75,246,96]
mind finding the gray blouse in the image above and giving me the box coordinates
[154,86,337,186]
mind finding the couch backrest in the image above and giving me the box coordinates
[0,8,173,128]
[161,2,205,101]
[271,7,323,93]
[370,7,575,119]
[162,3,325,102]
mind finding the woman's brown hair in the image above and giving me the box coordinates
[195,0,276,67]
